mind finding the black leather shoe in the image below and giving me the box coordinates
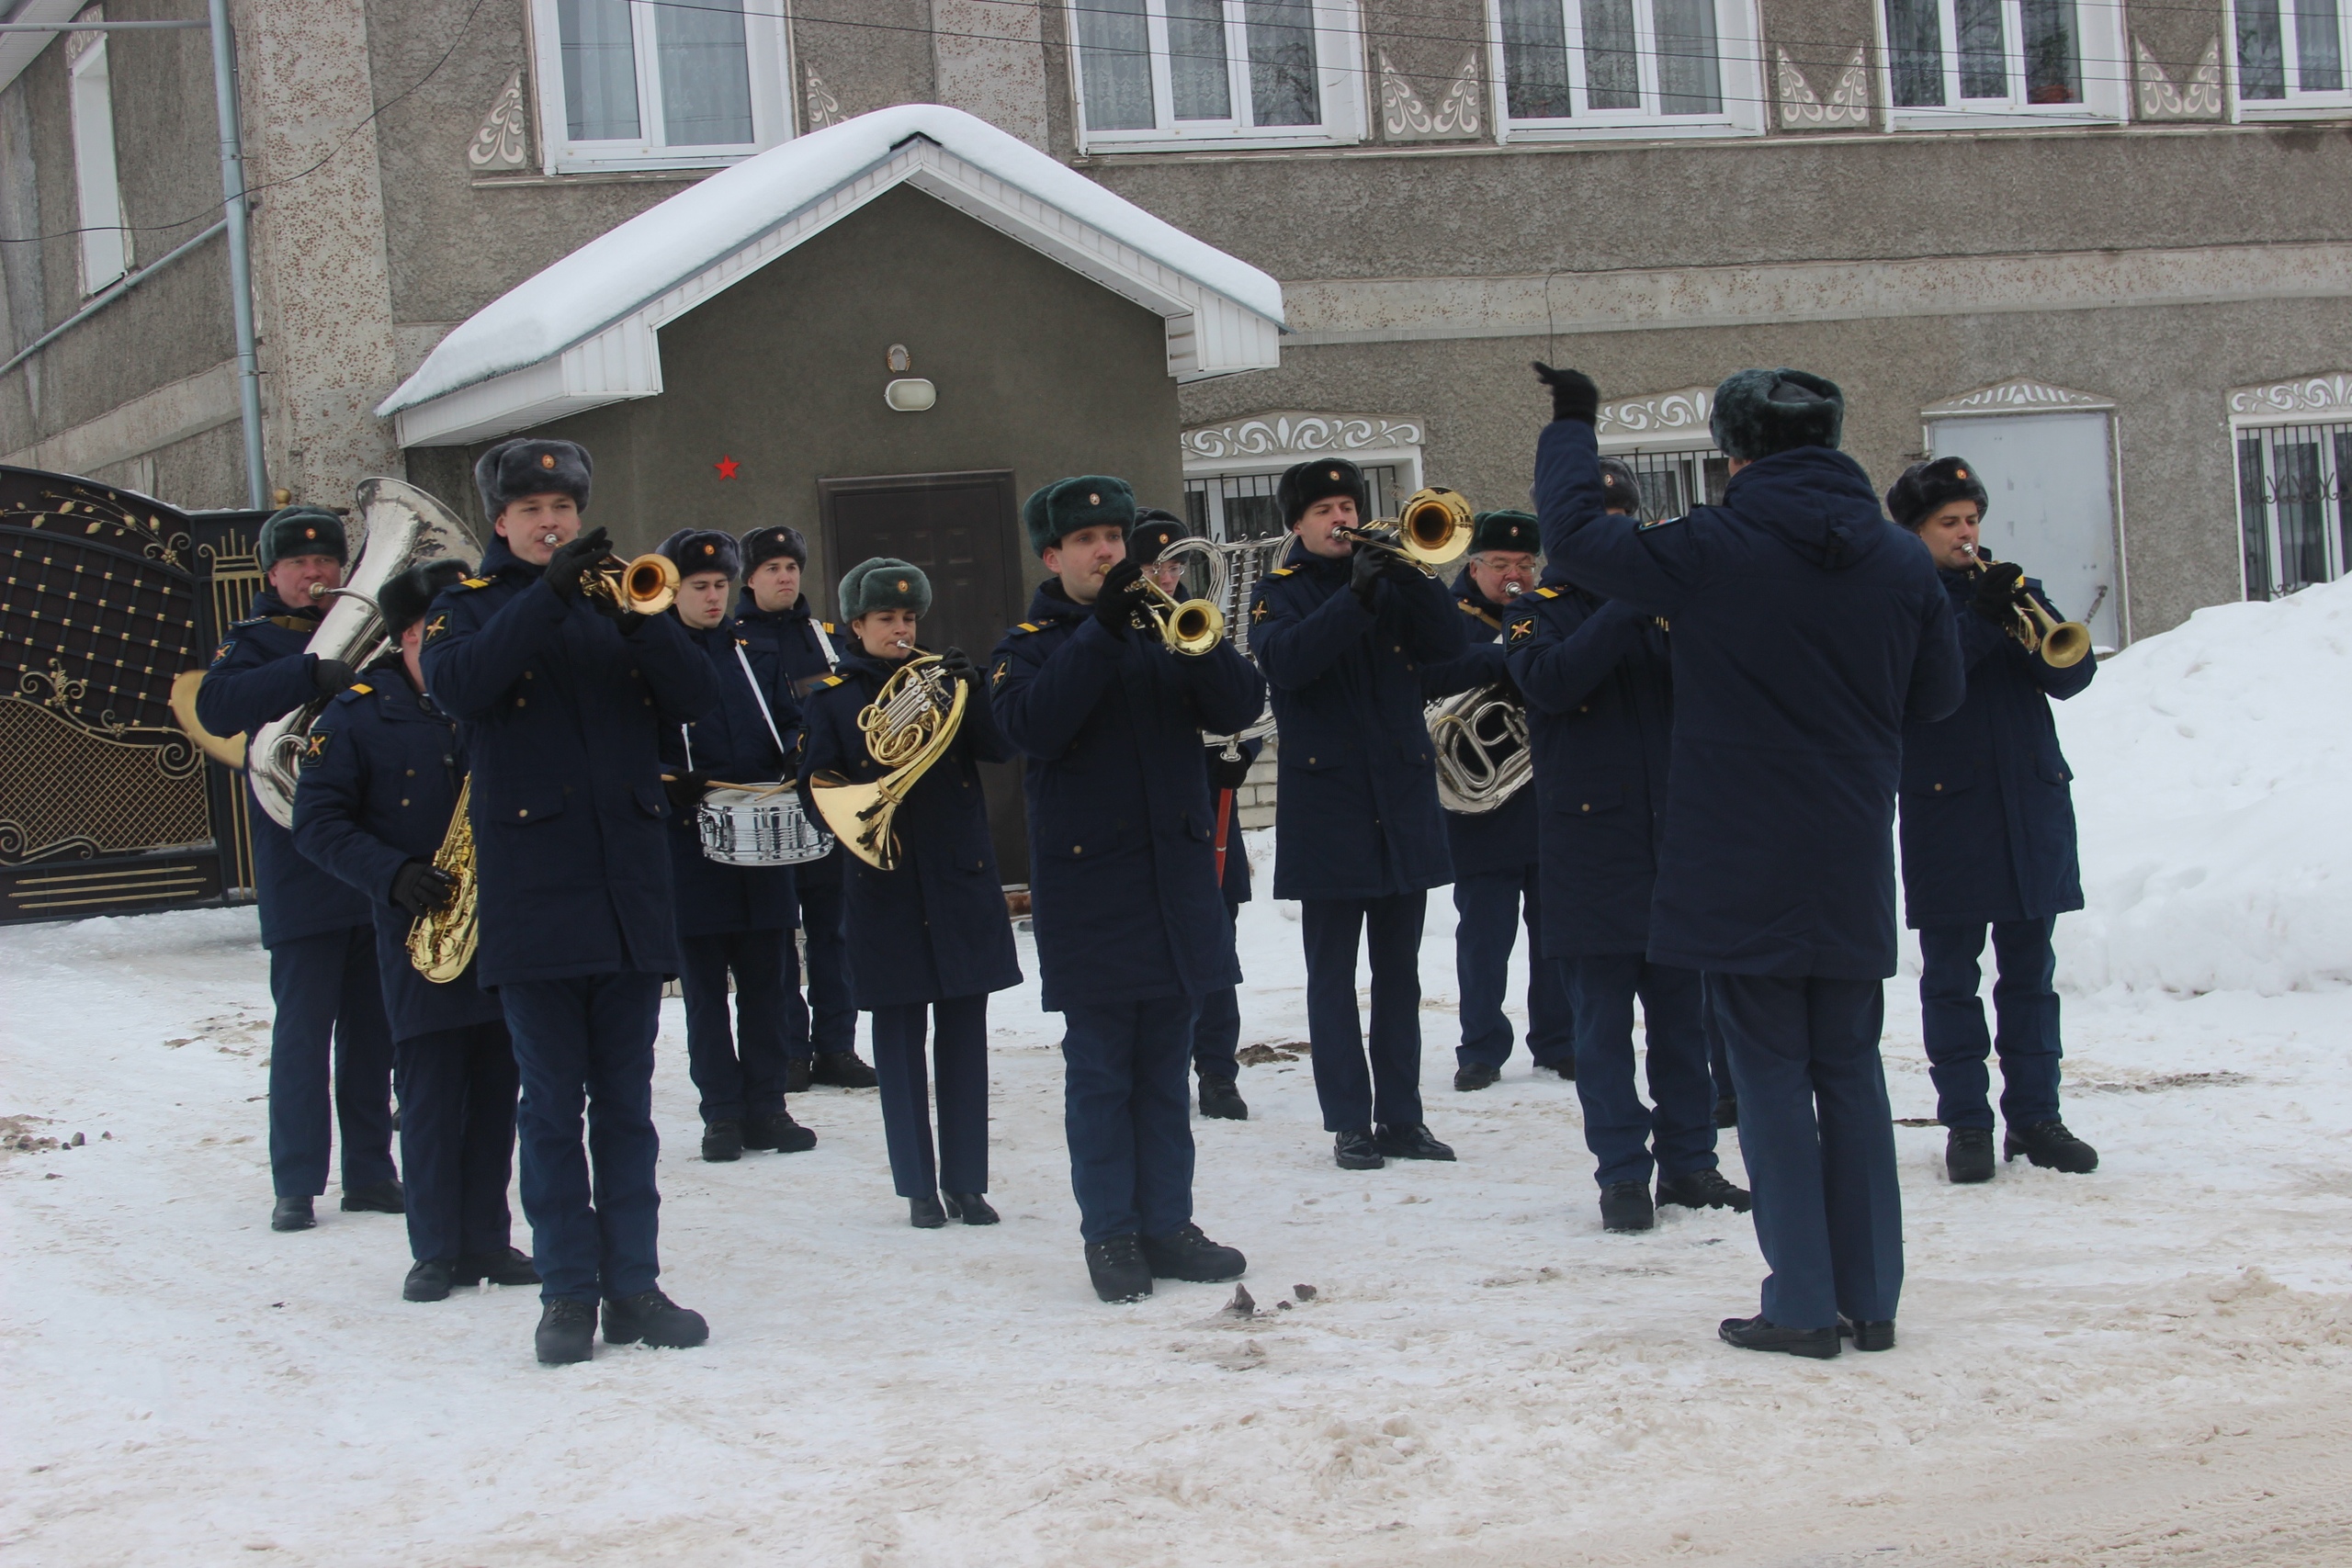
[1600,1180,1655,1232]
[536,1299,596,1365]
[340,1179,404,1213]
[1453,1062,1500,1092]
[270,1195,315,1232]
[1720,1314,1840,1358]
[1713,1095,1738,1128]
[1375,1122,1456,1161]
[742,1111,816,1153]
[1657,1167,1753,1213]
[1947,1126,1996,1183]
[700,1120,744,1162]
[1086,1235,1153,1303]
[809,1050,878,1089]
[2006,1119,2098,1173]
[403,1259,455,1302]
[601,1289,708,1348]
[1141,1222,1246,1282]
[1334,1128,1385,1169]
[453,1246,539,1287]
[1838,1315,1896,1351]
[943,1191,999,1224]
[1537,1059,1576,1081]
[909,1194,948,1228]
[1198,1077,1249,1120]
[785,1056,812,1094]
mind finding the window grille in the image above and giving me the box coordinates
[1185,465,1403,542]
[2238,421,2352,599]
[1612,447,1730,522]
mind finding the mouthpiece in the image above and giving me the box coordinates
[306,582,328,599]
[1504,581,1524,597]
[540,531,560,547]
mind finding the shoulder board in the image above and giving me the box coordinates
[817,674,845,690]
[228,615,266,629]
[456,575,492,590]
[820,621,835,634]
[266,615,314,634]
[348,682,373,695]
[1636,514,1687,532]
[1534,587,1561,599]
[1268,567,1295,578]
[1011,622,1040,635]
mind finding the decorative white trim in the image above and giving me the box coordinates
[2134,38,2223,121]
[1182,412,1425,471]
[1921,379,2115,418]
[467,69,530,171]
[1777,47,1870,129]
[804,69,842,132]
[1595,387,1714,449]
[2227,372,2352,423]
[1379,51,1483,141]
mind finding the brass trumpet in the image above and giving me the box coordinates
[1963,546,2091,669]
[1116,549,1226,655]
[582,552,681,616]
[1335,486,1476,577]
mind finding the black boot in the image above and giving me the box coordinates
[1333,1128,1385,1170]
[340,1179,404,1213]
[1453,1062,1499,1092]
[1375,1123,1456,1161]
[2006,1119,2098,1173]
[1086,1235,1153,1303]
[535,1299,596,1365]
[908,1194,948,1228]
[1839,1315,1896,1352]
[1719,1314,1840,1359]
[1197,1077,1249,1121]
[454,1246,539,1287]
[785,1056,812,1094]
[1537,1059,1576,1081]
[270,1195,315,1232]
[602,1289,708,1348]
[1141,1223,1247,1282]
[1713,1095,1739,1128]
[1600,1180,1655,1233]
[1946,1126,1996,1183]
[403,1260,454,1302]
[742,1111,816,1153]
[943,1192,1000,1224]
[1657,1168,1753,1213]
[701,1120,744,1162]
[810,1050,878,1089]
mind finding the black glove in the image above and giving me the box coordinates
[311,657,356,694]
[662,770,708,812]
[1209,746,1255,791]
[1532,362,1600,425]
[937,646,979,688]
[542,525,613,604]
[1349,539,1387,606]
[390,860,456,919]
[1972,560,2026,626]
[1092,558,1143,636]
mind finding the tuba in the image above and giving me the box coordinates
[808,651,967,871]
[1962,546,2091,669]
[406,775,479,982]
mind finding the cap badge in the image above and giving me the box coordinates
[896,578,909,592]
[303,526,316,539]
[1954,467,1969,479]
[540,454,557,469]
[1088,492,1100,505]
[1328,468,1340,480]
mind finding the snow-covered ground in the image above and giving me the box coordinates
[8,583,2352,1566]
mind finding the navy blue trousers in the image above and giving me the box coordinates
[1566,955,1715,1187]
[870,995,989,1198]
[394,1020,518,1264]
[1191,899,1242,1083]
[1453,866,1576,1068]
[1709,974,1903,1329]
[499,974,663,1303]
[679,928,793,1124]
[1704,987,1734,1103]
[1300,893,1427,1134]
[1065,998,1199,1243]
[786,876,856,1057]
[1919,918,2064,1132]
[266,925,396,1198]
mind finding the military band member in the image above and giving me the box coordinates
[1420,509,1576,1092]
[197,505,399,1233]
[1532,363,1962,1357]
[992,479,1262,1303]
[421,437,717,1366]
[1250,458,1468,1171]
[1888,458,2099,1184]
[656,529,818,1165]
[797,559,1022,1230]
[291,559,536,1303]
[737,525,875,1092]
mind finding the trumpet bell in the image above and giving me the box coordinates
[1396,487,1475,567]
[1162,597,1225,655]
[587,553,681,616]
[2030,605,2093,669]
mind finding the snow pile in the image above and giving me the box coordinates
[2055,575,2352,994]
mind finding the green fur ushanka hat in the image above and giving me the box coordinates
[1470,509,1538,554]
[257,505,347,570]
[1709,368,1845,461]
[838,557,932,619]
[1023,476,1136,556]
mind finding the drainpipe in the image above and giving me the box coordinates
[205,0,266,509]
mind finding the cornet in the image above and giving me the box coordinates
[1105,558,1225,655]
[1962,545,2090,669]
[582,551,681,616]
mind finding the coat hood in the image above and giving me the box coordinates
[1721,447,1892,571]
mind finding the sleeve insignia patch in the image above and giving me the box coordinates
[1508,618,1535,642]
[992,660,1010,686]
[424,613,449,642]
[301,731,331,765]
[1251,603,1270,623]
[211,641,232,663]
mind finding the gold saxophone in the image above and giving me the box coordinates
[808,651,967,871]
[406,775,480,982]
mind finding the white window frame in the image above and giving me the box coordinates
[1179,413,1423,540]
[1487,0,1766,142]
[2228,373,2352,601]
[1066,0,1367,154]
[527,0,793,175]
[1873,0,2128,130]
[2227,0,2352,119]
[66,29,129,294]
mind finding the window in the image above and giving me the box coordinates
[1491,0,1765,139]
[1068,1,1364,152]
[1877,0,2127,125]
[2233,0,2352,114]
[1185,464,1405,541]
[1613,447,1728,520]
[529,0,792,173]
[67,31,128,293]
[2238,422,2352,598]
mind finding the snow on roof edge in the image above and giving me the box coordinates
[378,105,1285,420]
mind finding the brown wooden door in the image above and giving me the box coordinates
[819,470,1031,883]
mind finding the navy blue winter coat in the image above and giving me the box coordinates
[418,536,717,987]
[1421,569,1541,880]
[1504,584,1674,959]
[1536,419,1965,979]
[738,593,846,889]
[289,657,505,1041]
[797,649,1023,1009]
[658,617,804,939]
[195,589,372,947]
[1898,570,2095,929]
[989,581,1267,1011]
[1250,542,1467,901]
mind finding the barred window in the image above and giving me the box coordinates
[1069,1,1364,152]
[1495,0,1764,136]
[1186,466,1404,542]
[2233,0,2352,111]
[1879,0,2126,123]
[2238,422,2352,599]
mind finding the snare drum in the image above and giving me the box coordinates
[696,783,833,866]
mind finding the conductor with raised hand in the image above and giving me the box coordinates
[1528,361,1963,1358]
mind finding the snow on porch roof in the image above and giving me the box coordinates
[379,104,1287,448]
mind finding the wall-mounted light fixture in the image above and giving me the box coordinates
[883,343,933,412]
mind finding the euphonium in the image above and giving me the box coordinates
[1428,583,1532,813]
[1335,487,1475,577]
[581,552,681,616]
[808,650,967,871]
[1963,546,2091,669]
[406,775,480,982]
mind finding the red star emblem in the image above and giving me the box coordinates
[715,456,740,480]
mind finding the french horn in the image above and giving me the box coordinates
[808,650,967,871]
